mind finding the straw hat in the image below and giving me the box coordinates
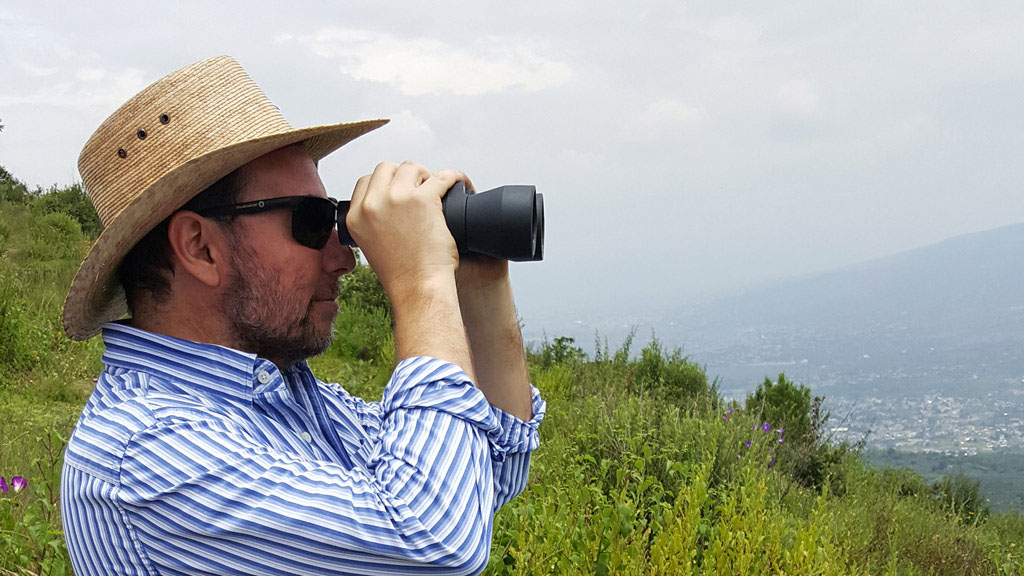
[63,55,388,340]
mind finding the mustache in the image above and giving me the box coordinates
[314,280,341,301]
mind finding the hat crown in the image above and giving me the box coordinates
[78,56,292,228]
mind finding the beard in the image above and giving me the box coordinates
[220,237,339,367]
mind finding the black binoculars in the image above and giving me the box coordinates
[337,182,544,262]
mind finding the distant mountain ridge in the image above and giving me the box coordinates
[706,223,1024,324]
[666,223,1024,398]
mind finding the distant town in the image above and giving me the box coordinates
[826,389,1024,455]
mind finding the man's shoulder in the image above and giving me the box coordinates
[65,371,228,484]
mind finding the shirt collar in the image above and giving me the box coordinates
[99,322,305,405]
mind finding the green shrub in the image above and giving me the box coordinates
[0,271,35,375]
[33,183,101,239]
[634,337,712,405]
[22,212,85,262]
[0,164,30,205]
[747,374,853,489]
[530,335,586,370]
[339,255,392,314]
[933,470,990,522]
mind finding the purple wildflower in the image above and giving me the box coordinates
[728,408,733,414]
[767,464,772,471]
[770,456,776,464]
[761,422,771,433]
[737,454,742,460]
[779,437,785,444]
[0,476,6,494]
[722,414,729,421]
[10,477,26,493]
[777,428,784,435]
[744,440,751,449]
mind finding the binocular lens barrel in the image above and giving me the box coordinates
[336,182,544,262]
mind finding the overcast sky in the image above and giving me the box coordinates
[3,1,1024,336]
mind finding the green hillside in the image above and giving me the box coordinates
[1,165,1022,575]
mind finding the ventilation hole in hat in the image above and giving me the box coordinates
[117,148,127,159]
[160,114,170,125]
[137,129,147,140]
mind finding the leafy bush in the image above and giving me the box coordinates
[634,337,713,405]
[23,212,85,262]
[33,183,101,239]
[0,271,36,375]
[329,257,396,366]
[933,469,990,522]
[748,374,814,445]
[0,164,30,205]
[747,374,854,489]
[339,254,392,314]
[530,335,586,370]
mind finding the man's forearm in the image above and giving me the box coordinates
[458,278,533,421]
[390,270,476,381]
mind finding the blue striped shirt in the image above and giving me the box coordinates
[61,323,544,576]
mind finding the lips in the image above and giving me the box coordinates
[313,281,341,302]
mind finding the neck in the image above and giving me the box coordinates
[130,294,237,353]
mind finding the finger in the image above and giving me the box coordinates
[349,174,372,207]
[391,160,433,191]
[354,161,399,213]
[421,169,468,199]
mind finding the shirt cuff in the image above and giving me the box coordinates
[380,357,546,462]
[381,356,499,433]
[487,385,545,463]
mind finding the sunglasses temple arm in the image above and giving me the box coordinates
[336,200,358,247]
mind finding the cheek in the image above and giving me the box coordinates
[272,255,322,296]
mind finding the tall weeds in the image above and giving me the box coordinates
[1,167,1022,575]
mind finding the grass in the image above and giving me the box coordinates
[1,173,1023,575]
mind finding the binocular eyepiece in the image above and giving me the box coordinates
[337,182,544,262]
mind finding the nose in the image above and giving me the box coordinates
[323,229,356,276]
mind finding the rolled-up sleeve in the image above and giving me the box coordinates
[331,357,545,511]
[486,385,545,509]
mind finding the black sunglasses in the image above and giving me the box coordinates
[194,195,353,250]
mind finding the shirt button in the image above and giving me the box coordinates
[257,371,271,384]
[301,432,312,443]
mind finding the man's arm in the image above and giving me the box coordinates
[456,258,533,421]
[346,161,475,377]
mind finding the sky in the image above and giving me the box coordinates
[3,1,1024,338]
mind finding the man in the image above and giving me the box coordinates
[60,56,543,575]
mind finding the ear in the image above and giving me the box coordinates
[166,211,231,288]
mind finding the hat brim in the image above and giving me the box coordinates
[63,118,388,341]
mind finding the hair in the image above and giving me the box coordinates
[119,166,251,316]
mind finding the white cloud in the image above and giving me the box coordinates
[0,14,146,113]
[0,66,146,112]
[636,99,706,134]
[382,109,436,148]
[287,27,572,96]
[776,80,819,116]
[557,148,606,171]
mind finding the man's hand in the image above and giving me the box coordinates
[347,161,465,295]
[346,162,474,376]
